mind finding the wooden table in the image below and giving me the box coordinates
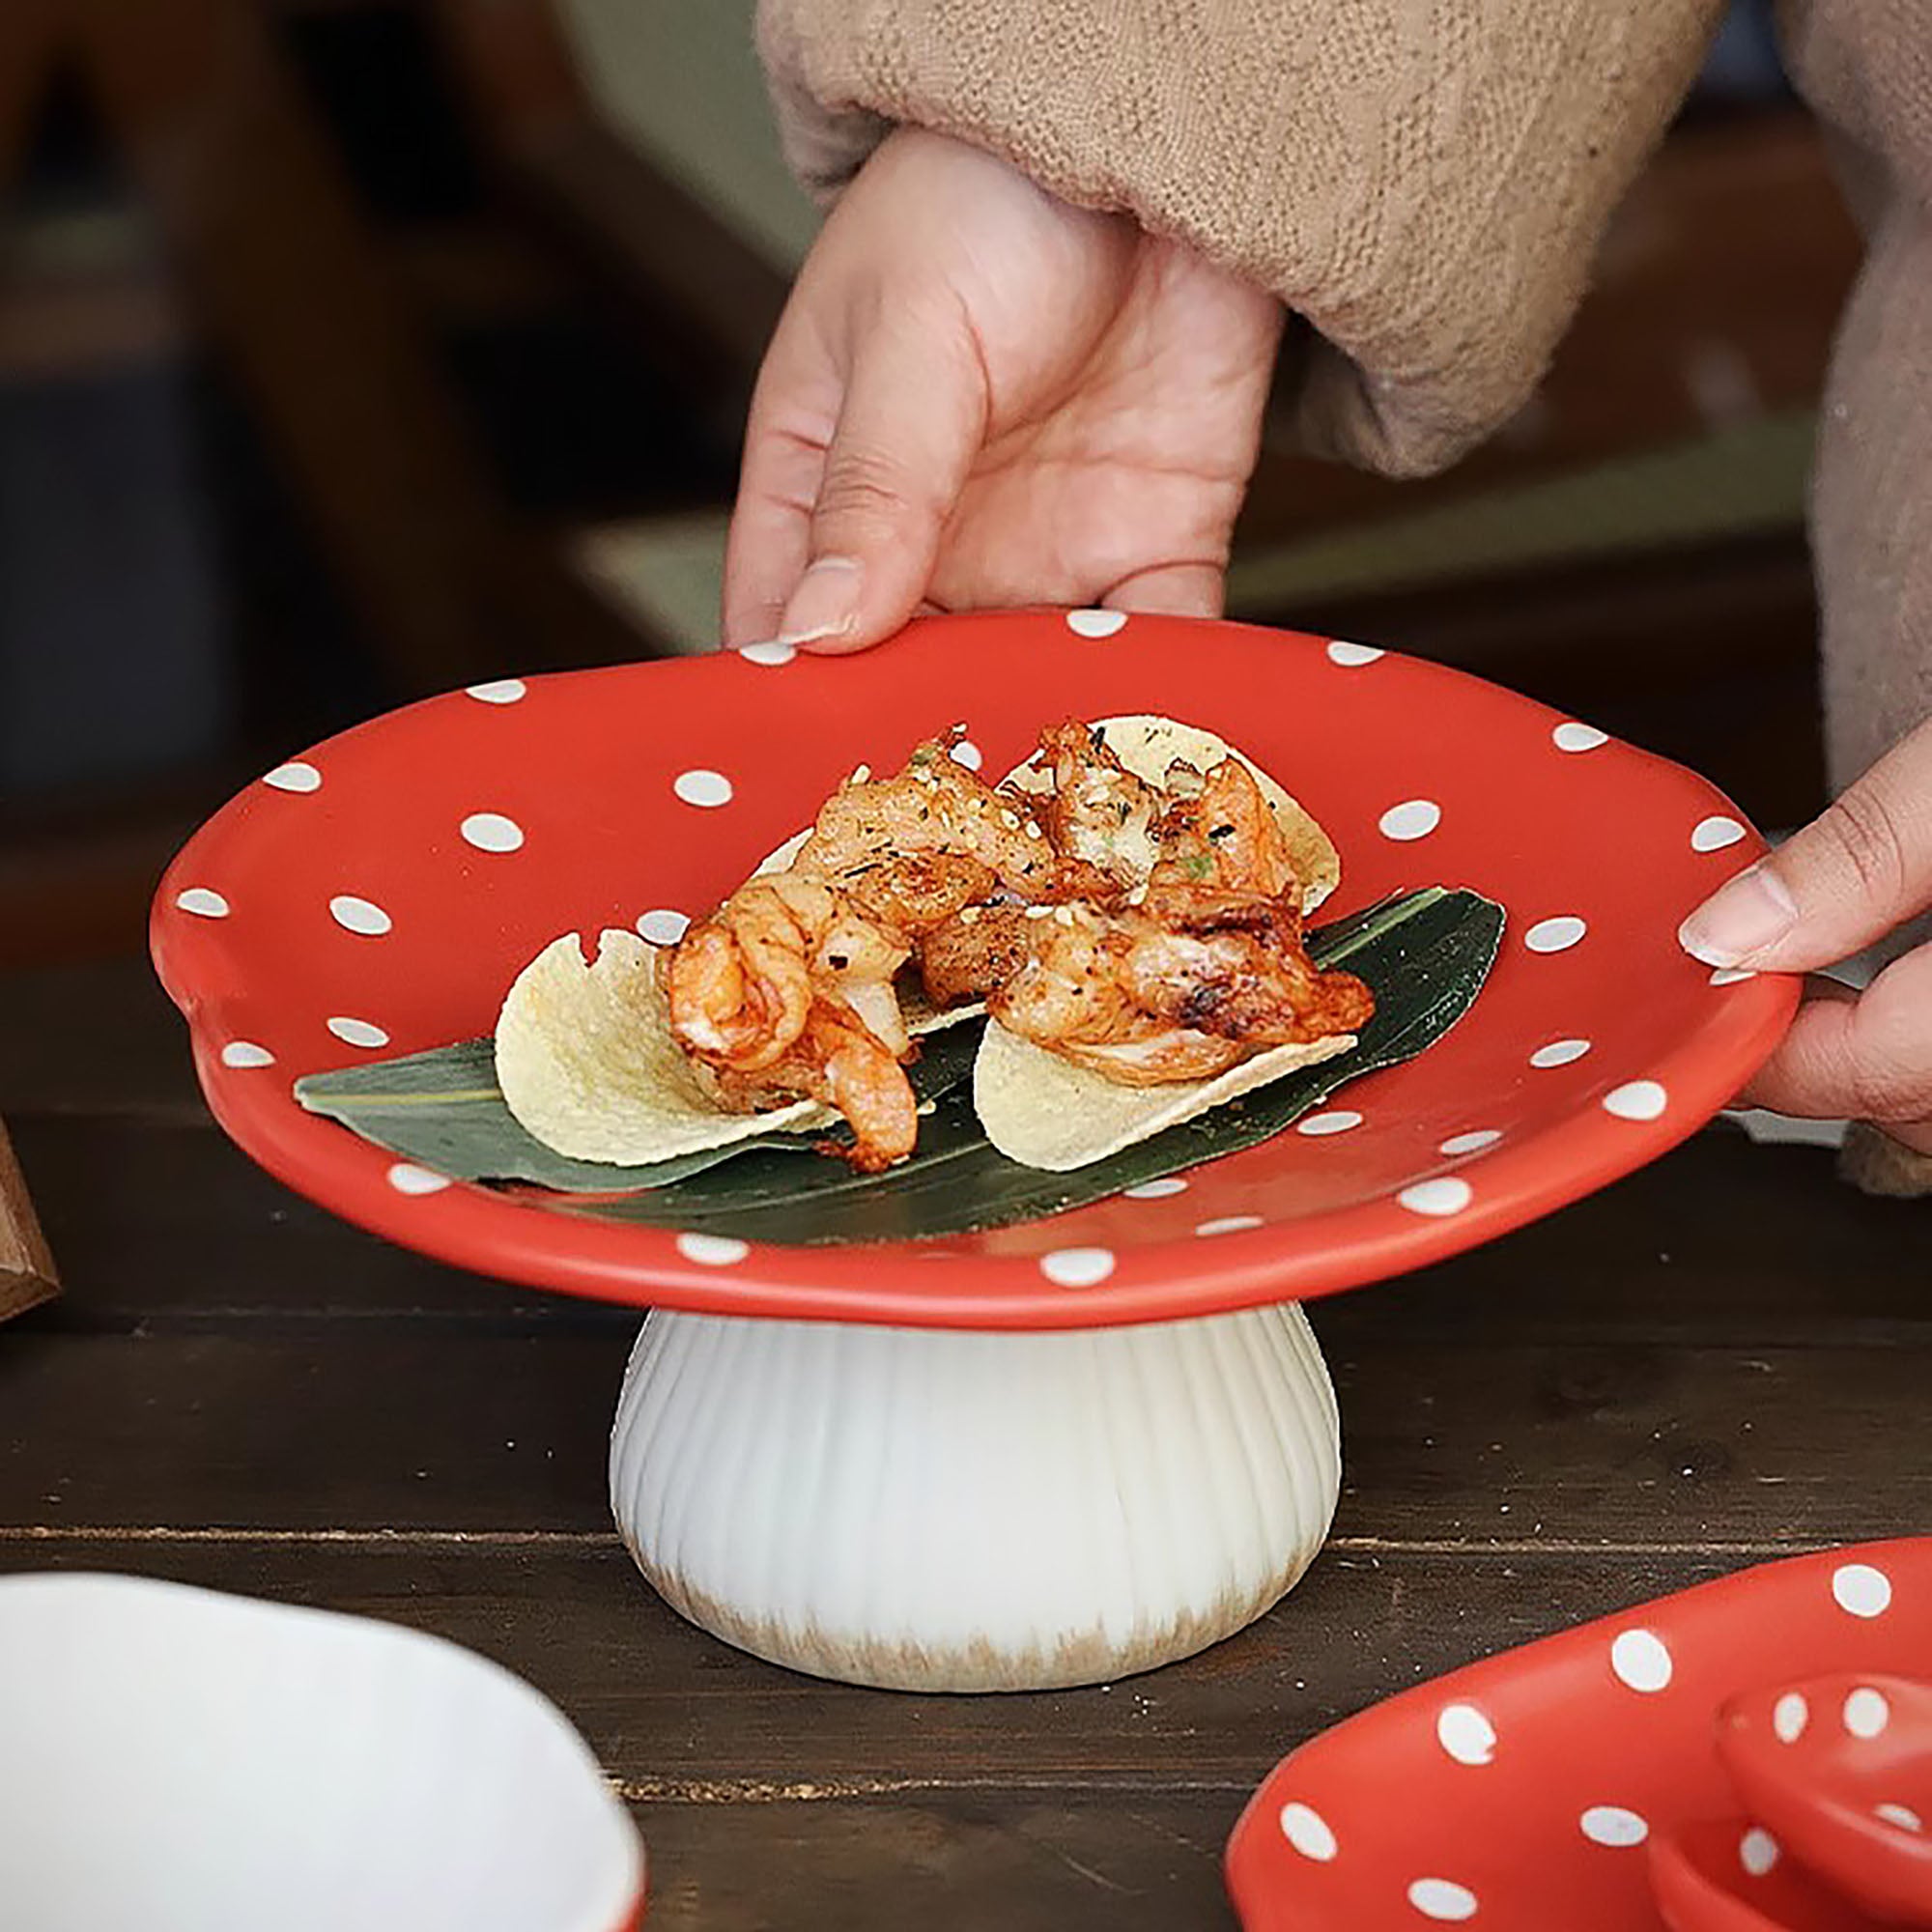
[1,956,1924,1929]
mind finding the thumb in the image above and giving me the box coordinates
[779,313,984,654]
[1679,717,1932,973]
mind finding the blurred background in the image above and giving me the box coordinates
[0,0,1856,969]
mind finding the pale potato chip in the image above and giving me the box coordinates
[1002,714,1340,914]
[495,929,831,1165]
[974,1025,1358,1172]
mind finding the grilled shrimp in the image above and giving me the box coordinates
[796,735,1055,895]
[1148,756,1299,898]
[988,887,1373,1085]
[665,875,911,1072]
[664,738,1053,1166]
[1027,722,1166,888]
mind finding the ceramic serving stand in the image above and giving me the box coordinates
[151,612,1799,1692]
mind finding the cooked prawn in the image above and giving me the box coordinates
[664,737,1056,1166]
[988,886,1373,1085]
[704,1004,921,1172]
[1027,722,1167,888]
[665,874,910,1073]
[795,734,1054,895]
[1148,756,1300,898]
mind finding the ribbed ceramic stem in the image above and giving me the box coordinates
[609,1302,1341,1691]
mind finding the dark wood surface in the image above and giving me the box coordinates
[1,957,1925,1928]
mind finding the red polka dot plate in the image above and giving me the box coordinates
[1226,1540,1932,1931]
[151,611,1798,1327]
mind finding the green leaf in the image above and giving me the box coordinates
[295,1015,984,1193]
[298,888,1502,1236]
[547,887,1505,1243]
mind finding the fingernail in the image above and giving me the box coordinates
[778,556,863,648]
[1678,862,1798,967]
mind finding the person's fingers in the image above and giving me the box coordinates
[721,437,823,648]
[1737,944,1932,1151]
[776,308,985,654]
[1103,558,1227,618]
[721,329,831,649]
[1679,717,1932,972]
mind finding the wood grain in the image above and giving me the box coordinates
[0,1537,1772,1791]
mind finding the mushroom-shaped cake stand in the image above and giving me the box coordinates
[151,613,1798,1692]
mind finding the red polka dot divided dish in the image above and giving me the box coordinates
[151,611,1798,1328]
[1226,1541,1932,1931]
[1716,1673,1932,1924]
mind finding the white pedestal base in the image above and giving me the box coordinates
[609,1301,1340,1692]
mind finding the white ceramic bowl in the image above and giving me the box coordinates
[0,1573,643,1932]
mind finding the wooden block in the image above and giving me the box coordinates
[0,1119,58,1321]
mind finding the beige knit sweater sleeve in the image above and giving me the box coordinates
[755,0,1727,477]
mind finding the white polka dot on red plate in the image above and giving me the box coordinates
[387,1163,450,1196]
[1297,1111,1362,1137]
[1407,1878,1478,1921]
[1436,1704,1495,1766]
[1278,1803,1337,1861]
[1525,916,1587,953]
[1610,1628,1672,1692]
[264,761,321,793]
[1741,1829,1779,1877]
[1400,1178,1471,1217]
[1580,1806,1649,1848]
[1531,1038,1592,1069]
[735,639,795,667]
[1040,1246,1115,1286]
[1774,1692,1809,1742]
[1833,1562,1893,1618]
[461,811,525,853]
[1876,1804,1923,1833]
[1553,721,1608,753]
[1844,1687,1889,1738]
[1378,800,1441,841]
[1326,639,1384,668]
[950,739,984,771]
[1065,608,1126,639]
[330,895,392,936]
[466,678,526,704]
[677,1234,748,1266]
[1196,1215,1264,1237]
[1710,967,1757,986]
[1603,1081,1667,1122]
[327,1016,390,1049]
[673,769,733,808]
[176,887,229,919]
[1122,1178,1187,1200]
[1692,815,1747,853]
[1439,1130,1501,1156]
[220,1041,275,1069]
[638,908,691,946]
